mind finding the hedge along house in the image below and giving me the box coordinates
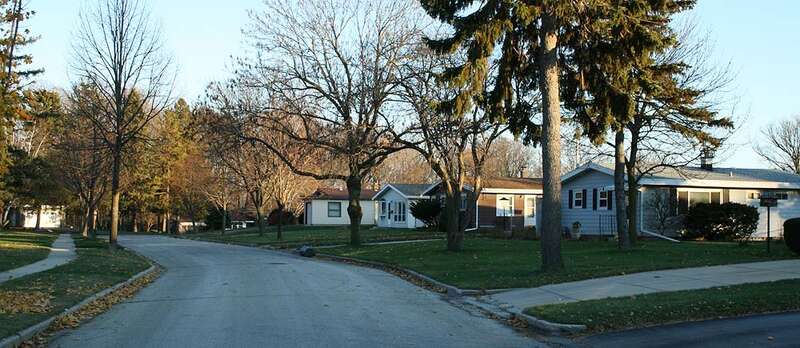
[561,162,800,239]
[372,184,432,229]
[302,187,378,226]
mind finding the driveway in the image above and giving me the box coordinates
[580,311,800,348]
[48,235,540,348]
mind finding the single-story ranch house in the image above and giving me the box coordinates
[561,162,800,238]
[373,178,543,230]
[303,188,378,226]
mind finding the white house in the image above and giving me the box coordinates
[372,184,432,229]
[561,162,800,239]
[303,187,378,226]
[13,205,64,229]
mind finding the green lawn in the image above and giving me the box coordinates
[0,231,58,272]
[324,238,797,289]
[526,279,800,333]
[0,235,151,338]
[186,225,444,249]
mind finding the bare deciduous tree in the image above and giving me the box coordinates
[71,0,174,247]
[755,116,800,174]
[234,0,420,245]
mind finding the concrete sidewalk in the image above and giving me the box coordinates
[0,233,77,284]
[489,259,800,311]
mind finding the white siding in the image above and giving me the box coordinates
[22,206,63,229]
[374,189,425,229]
[561,171,616,235]
[306,199,376,226]
[744,191,800,239]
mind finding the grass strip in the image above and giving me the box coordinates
[525,279,800,333]
[0,235,151,338]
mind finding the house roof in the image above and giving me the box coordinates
[482,177,543,190]
[372,183,436,200]
[305,187,377,201]
[563,161,800,189]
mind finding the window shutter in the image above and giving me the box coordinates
[669,188,678,216]
[593,188,598,210]
[582,189,587,209]
[568,190,573,209]
[608,190,613,210]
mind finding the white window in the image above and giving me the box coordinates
[393,201,406,222]
[496,195,514,217]
[677,189,722,214]
[379,201,387,219]
[574,191,584,208]
[327,202,342,218]
[598,190,608,208]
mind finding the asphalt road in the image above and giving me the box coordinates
[581,311,800,348]
[48,235,540,348]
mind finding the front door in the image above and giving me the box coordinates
[524,196,536,226]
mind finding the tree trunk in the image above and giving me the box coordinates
[80,204,90,238]
[89,206,98,238]
[614,130,631,249]
[132,210,138,233]
[34,205,42,230]
[109,149,122,249]
[345,176,363,246]
[255,205,265,237]
[277,203,284,241]
[537,12,564,272]
[444,181,463,251]
[626,121,641,245]
[220,204,226,236]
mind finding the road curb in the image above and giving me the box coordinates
[0,264,159,348]
[514,311,587,335]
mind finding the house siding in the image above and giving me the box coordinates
[561,171,616,235]
[305,199,376,226]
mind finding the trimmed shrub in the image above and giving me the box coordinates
[683,202,759,243]
[410,199,442,229]
[785,218,800,255]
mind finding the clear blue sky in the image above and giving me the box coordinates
[25,0,800,169]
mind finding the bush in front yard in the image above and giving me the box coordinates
[785,218,800,255]
[410,199,441,229]
[684,202,759,243]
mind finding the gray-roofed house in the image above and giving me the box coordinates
[372,184,434,228]
[561,161,800,239]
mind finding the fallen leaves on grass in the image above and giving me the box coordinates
[19,267,162,348]
[0,290,52,314]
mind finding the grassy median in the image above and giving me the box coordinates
[186,225,443,249]
[0,235,151,338]
[526,279,800,333]
[324,238,797,289]
[0,231,58,272]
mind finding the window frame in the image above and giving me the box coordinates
[598,190,608,208]
[496,194,514,217]
[676,188,723,214]
[573,191,584,209]
[327,201,342,218]
[379,200,387,219]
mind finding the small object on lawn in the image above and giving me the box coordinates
[296,245,316,257]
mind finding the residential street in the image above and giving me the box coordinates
[580,311,800,348]
[48,235,540,348]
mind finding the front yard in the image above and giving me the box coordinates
[526,279,800,333]
[0,231,57,272]
[0,235,151,338]
[325,238,797,289]
[186,225,444,249]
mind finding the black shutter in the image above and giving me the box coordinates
[593,188,598,210]
[568,190,573,209]
[582,189,587,209]
[669,188,678,216]
[608,190,613,210]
